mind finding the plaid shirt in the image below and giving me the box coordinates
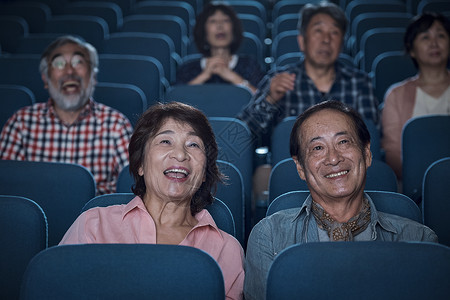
[238,59,380,139]
[0,99,133,195]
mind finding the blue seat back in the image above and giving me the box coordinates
[63,1,123,33]
[267,241,450,300]
[348,12,412,56]
[417,0,450,14]
[422,157,450,247]
[0,16,29,53]
[0,160,96,246]
[238,13,266,42]
[94,82,146,127]
[0,84,35,130]
[216,160,245,244]
[272,0,309,20]
[271,30,299,60]
[370,50,417,101]
[15,33,83,54]
[345,0,407,25]
[165,84,252,117]
[130,1,195,35]
[230,1,266,23]
[121,15,188,57]
[0,1,50,33]
[0,54,47,102]
[97,54,164,106]
[21,244,225,300]
[402,115,450,203]
[44,15,109,50]
[267,190,422,223]
[102,32,176,85]
[0,195,47,300]
[272,13,298,37]
[358,27,406,72]
[208,117,254,237]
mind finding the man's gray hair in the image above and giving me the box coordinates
[39,35,99,78]
[297,1,347,36]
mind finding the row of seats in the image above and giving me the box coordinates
[1,138,449,248]
[3,30,413,98]
[270,114,450,203]
[8,240,450,299]
[3,1,447,99]
[3,179,450,299]
[2,79,449,205]
[0,10,430,101]
[3,0,449,70]
[0,47,417,123]
[0,194,231,299]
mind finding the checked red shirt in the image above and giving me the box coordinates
[0,99,133,194]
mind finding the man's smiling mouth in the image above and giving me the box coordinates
[325,170,349,178]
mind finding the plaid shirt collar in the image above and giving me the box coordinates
[46,98,95,126]
[297,57,352,84]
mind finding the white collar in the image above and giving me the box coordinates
[200,54,238,70]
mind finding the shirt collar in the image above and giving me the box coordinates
[293,194,312,221]
[123,196,225,240]
[365,193,398,234]
[293,193,398,233]
[297,57,350,81]
[200,54,238,70]
[191,209,225,240]
[46,98,95,125]
[122,196,148,219]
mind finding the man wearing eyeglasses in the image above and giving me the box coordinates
[0,35,133,195]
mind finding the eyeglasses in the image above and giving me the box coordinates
[51,54,87,70]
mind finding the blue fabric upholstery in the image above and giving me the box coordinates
[266,190,422,223]
[21,244,225,299]
[0,160,96,246]
[267,241,450,299]
[0,195,47,300]
[422,157,450,247]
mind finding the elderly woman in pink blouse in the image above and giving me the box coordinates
[382,12,450,179]
[60,102,244,299]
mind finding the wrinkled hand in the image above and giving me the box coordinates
[267,72,296,104]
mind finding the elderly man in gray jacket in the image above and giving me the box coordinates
[244,100,438,300]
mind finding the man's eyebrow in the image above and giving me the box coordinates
[308,131,350,143]
[335,131,349,137]
[74,51,86,58]
[310,20,340,29]
[50,53,62,62]
[50,51,86,62]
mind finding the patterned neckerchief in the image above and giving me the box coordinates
[311,198,371,241]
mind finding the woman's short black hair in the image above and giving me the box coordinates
[404,12,450,68]
[193,2,243,56]
[128,101,223,215]
[290,100,371,167]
